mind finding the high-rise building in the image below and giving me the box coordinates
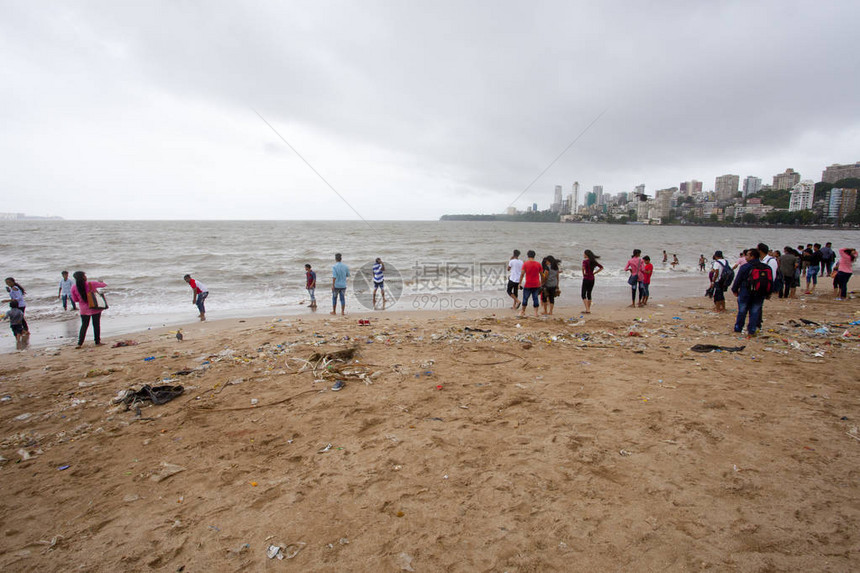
[679,180,702,196]
[715,174,740,202]
[655,187,676,219]
[634,184,645,197]
[551,185,563,213]
[773,168,800,191]
[571,182,580,213]
[533,203,538,212]
[788,180,815,212]
[821,161,860,183]
[742,176,762,197]
[826,188,858,222]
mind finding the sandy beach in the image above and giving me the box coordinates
[1,284,859,572]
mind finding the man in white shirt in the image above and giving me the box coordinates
[506,250,523,309]
[710,251,730,312]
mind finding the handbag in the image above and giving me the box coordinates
[627,274,638,286]
[87,289,109,310]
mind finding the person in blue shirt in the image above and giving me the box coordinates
[372,257,386,309]
[731,247,765,337]
[331,253,350,316]
[57,270,77,311]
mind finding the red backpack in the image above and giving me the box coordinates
[747,261,773,297]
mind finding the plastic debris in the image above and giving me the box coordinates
[396,552,416,571]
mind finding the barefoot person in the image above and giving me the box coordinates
[624,249,643,308]
[331,253,350,315]
[2,278,29,334]
[2,301,26,347]
[372,258,386,309]
[834,247,857,301]
[58,270,77,311]
[506,250,523,310]
[581,249,603,314]
[184,274,209,321]
[305,264,317,309]
[541,256,560,316]
[518,250,542,318]
[639,255,653,306]
[71,271,107,348]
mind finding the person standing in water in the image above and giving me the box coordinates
[184,274,209,321]
[58,270,77,311]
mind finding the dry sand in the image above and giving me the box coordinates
[1,286,859,572]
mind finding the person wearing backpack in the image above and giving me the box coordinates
[731,247,772,337]
[710,251,732,312]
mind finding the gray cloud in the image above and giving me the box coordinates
[2,0,859,219]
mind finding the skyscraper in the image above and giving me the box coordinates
[742,176,762,197]
[551,185,563,213]
[571,181,580,213]
[634,184,645,197]
[773,168,801,191]
[714,174,740,202]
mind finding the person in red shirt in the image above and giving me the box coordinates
[518,250,543,317]
[639,256,653,307]
[183,274,209,321]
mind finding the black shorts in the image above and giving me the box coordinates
[507,280,520,297]
[11,324,24,336]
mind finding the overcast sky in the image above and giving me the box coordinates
[3,1,859,220]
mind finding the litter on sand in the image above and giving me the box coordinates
[690,344,746,353]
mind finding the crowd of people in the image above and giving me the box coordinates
[2,242,856,349]
[704,241,857,337]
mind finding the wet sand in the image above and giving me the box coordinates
[1,283,859,571]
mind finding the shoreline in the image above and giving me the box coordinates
[3,270,725,355]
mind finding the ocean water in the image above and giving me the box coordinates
[2,220,858,347]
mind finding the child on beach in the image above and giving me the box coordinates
[2,278,28,334]
[305,264,317,309]
[2,300,26,344]
[639,256,653,306]
[183,274,209,321]
[698,255,706,272]
[372,258,386,309]
[58,271,77,310]
[671,254,679,269]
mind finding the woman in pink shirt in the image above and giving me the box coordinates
[71,271,107,348]
[624,249,643,308]
[833,247,857,300]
